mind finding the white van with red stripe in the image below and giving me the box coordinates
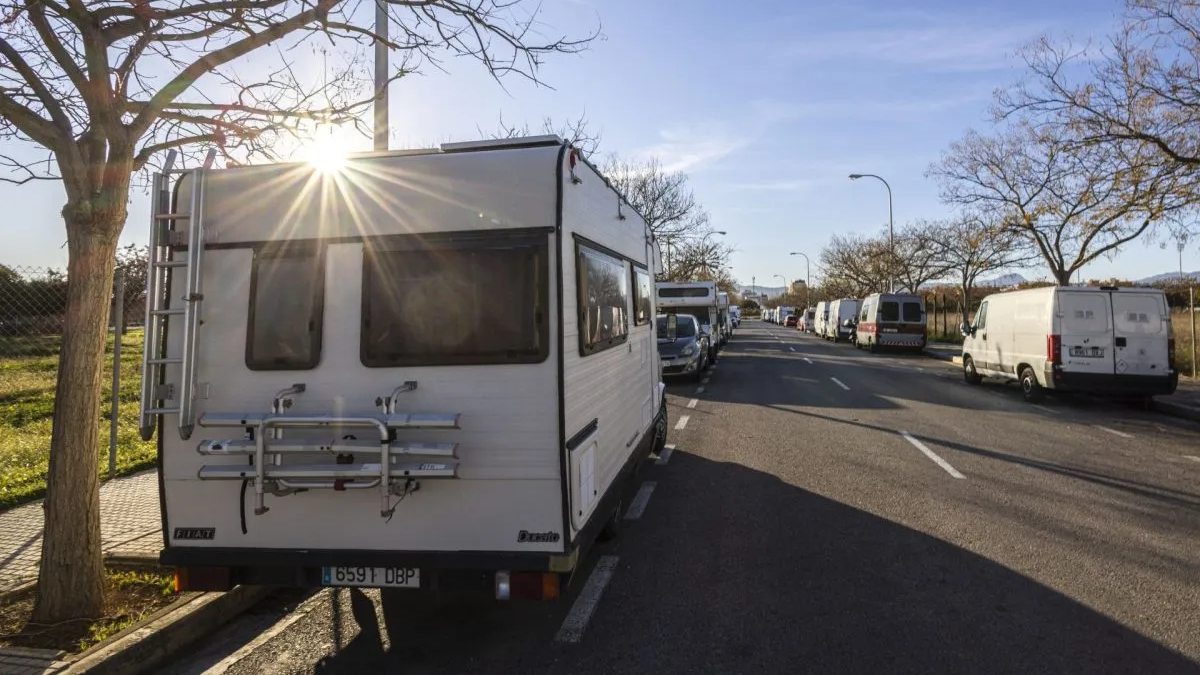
[854,293,927,352]
[961,285,1178,402]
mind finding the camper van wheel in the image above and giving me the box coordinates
[963,356,983,385]
[598,498,622,542]
[1019,366,1044,402]
[652,407,669,456]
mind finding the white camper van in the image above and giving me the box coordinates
[961,285,1178,401]
[801,307,816,333]
[825,298,862,342]
[139,136,669,599]
[854,293,927,352]
[658,281,721,361]
[716,291,732,345]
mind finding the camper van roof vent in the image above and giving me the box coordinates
[440,135,564,153]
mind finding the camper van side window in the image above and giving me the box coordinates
[246,245,325,371]
[577,243,630,355]
[632,266,652,327]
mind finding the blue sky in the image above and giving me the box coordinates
[2,0,1195,286]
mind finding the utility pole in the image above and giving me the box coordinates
[374,1,389,151]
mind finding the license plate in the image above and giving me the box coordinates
[321,566,420,588]
[1069,346,1104,358]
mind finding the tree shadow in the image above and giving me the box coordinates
[303,452,1200,674]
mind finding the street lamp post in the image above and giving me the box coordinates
[789,252,811,309]
[773,274,786,304]
[701,230,727,278]
[849,173,894,293]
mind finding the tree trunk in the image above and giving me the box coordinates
[1054,268,1073,286]
[31,223,121,623]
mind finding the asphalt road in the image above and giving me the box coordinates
[161,320,1200,675]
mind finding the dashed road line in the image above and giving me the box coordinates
[900,431,966,479]
[686,398,698,409]
[1031,404,1059,415]
[624,481,657,520]
[675,415,690,430]
[701,376,710,384]
[788,346,796,352]
[1183,455,1200,463]
[803,357,813,364]
[1095,425,1133,439]
[656,444,675,465]
[695,386,705,394]
[830,377,850,391]
[555,556,619,643]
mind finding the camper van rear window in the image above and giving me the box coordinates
[880,301,900,322]
[246,245,325,371]
[903,302,923,322]
[632,266,652,327]
[659,287,710,298]
[360,233,549,367]
[577,243,630,356]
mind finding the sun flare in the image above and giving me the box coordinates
[301,133,348,173]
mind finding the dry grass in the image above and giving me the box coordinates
[0,567,177,654]
[1173,309,1198,380]
[0,328,155,509]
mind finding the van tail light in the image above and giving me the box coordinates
[1047,334,1061,365]
[1168,338,1176,369]
[495,571,560,600]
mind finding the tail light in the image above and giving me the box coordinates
[1168,338,1176,369]
[1047,334,1061,365]
[495,571,560,600]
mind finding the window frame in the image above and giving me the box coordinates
[359,229,551,368]
[632,264,653,327]
[575,237,631,357]
[974,301,989,330]
[244,241,326,371]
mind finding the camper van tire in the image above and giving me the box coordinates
[963,356,983,385]
[1019,366,1044,402]
[652,402,669,457]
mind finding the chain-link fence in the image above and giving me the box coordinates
[0,264,153,506]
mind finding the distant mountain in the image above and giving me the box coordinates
[977,273,1028,287]
[738,285,786,297]
[1135,271,1200,285]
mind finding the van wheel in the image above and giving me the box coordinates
[598,498,621,542]
[652,407,668,456]
[1020,366,1044,402]
[963,356,983,385]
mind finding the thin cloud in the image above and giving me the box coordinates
[637,124,750,174]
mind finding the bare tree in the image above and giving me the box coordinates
[604,156,699,238]
[485,111,601,158]
[819,233,891,296]
[939,215,1039,327]
[928,119,1185,285]
[668,236,734,283]
[0,0,594,623]
[891,220,954,293]
[998,1,1200,174]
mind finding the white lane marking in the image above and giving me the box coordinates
[686,398,698,409]
[1095,425,1133,439]
[900,431,966,479]
[674,415,690,430]
[1184,455,1200,463]
[200,589,327,673]
[555,555,619,643]
[830,377,850,391]
[803,357,813,364]
[788,346,796,352]
[656,444,675,465]
[624,481,657,520]
[695,386,705,394]
[1031,404,1059,415]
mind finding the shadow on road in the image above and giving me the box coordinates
[300,450,1199,675]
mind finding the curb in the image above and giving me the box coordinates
[1153,398,1200,422]
[923,349,962,365]
[61,584,273,675]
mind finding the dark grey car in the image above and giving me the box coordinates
[657,314,710,381]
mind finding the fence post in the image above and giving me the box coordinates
[109,268,124,480]
[1191,286,1197,379]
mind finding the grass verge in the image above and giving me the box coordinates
[0,566,177,654]
[0,328,155,510]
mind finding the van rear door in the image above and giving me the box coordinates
[1110,291,1170,377]
[1057,291,1115,377]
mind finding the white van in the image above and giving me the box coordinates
[801,307,816,333]
[716,291,732,345]
[813,301,830,338]
[961,285,1178,401]
[139,136,668,599]
[854,293,927,352]
[825,298,861,342]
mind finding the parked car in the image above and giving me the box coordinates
[961,285,1178,402]
[784,314,799,327]
[658,313,710,381]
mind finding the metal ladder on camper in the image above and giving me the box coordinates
[193,383,463,518]
[139,149,215,442]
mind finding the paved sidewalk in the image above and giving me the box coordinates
[0,470,162,595]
